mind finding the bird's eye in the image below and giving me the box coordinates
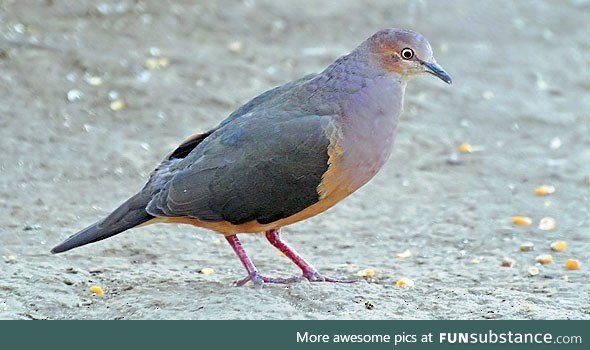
[400,48,414,60]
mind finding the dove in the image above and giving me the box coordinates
[52,28,452,285]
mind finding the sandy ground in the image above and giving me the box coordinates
[1,0,589,320]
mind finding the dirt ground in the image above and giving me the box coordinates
[1,0,589,320]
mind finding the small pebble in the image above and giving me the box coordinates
[364,300,374,310]
[538,217,556,231]
[536,254,553,265]
[67,89,83,102]
[501,257,515,267]
[550,241,567,252]
[520,242,535,252]
[564,259,581,270]
[396,277,414,288]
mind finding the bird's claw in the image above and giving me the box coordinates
[302,271,357,283]
[234,272,301,286]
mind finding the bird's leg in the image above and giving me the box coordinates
[264,229,354,283]
[224,234,300,286]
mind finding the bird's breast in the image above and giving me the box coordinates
[336,77,404,192]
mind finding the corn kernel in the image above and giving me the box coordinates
[89,285,104,296]
[199,268,215,275]
[396,249,412,259]
[536,254,553,265]
[527,266,540,276]
[535,185,555,196]
[564,259,581,270]
[538,217,556,231]
[550,241,567,252]
[459,143,473,153]
[513,216,532,226]
[357,268,375,278]
[396,277,414,288]
[110,99,126,111]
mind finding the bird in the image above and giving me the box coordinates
[51,28,452,286]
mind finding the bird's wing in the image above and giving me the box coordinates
[146,111,335,226]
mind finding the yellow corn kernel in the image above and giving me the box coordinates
[536,254,553,265]
[535,185,555,196]
[512,216,532,226]
[550,241,567,252]
[199,268,215,275]
[459,143,473,153]
[89,285,104,296]
[538,217,556,231]
[564,259,581,270]
[396,277,414,288]
[357,268,375,278]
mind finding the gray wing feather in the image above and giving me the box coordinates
[146,111,331,225]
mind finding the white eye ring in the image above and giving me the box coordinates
[401,48,414,60]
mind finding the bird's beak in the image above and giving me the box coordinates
[422,61,452,84]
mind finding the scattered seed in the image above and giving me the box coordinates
[538,217,556,231]
[89,285,104,296]
[364,300,374,310]
[469,258,481,264]
[535,185,555,196]
[199,268,215,275]
[228,41,243,53]
[85,75,103,86]
[550,241,567,252]
[110,99,126,111]
[213,239,222,246]
[501,257,515,267]
[520,242,535,252]
[527,266,540,276]
[3,255,16,263]
[563,275,570,282]
[536,254,553,265]
[356,268,375,278]
[564,259,581,270]
[145,57,170,70]
[396,249,412,259]
[512,216,532,226]
[396,277,414,288]
[459,143,473,153]
[549,137,562,150]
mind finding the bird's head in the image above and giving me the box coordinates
[365,28,452,84]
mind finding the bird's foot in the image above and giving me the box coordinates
[234,272,301,286]
[302,271,357,283]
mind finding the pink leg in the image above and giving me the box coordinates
[225,235,300,286]
[265,229,354,283]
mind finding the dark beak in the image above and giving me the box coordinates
[423,61,452,84]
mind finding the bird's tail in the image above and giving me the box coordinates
[51,193,154,254]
